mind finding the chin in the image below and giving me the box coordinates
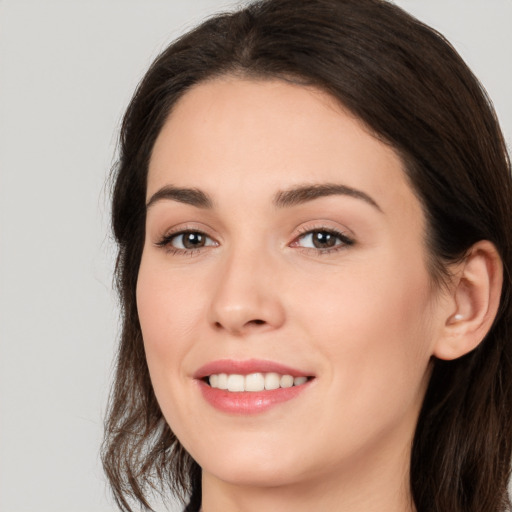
[192,439,310,488]
[203,459,303,488]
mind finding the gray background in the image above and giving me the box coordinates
[0,1,510,511]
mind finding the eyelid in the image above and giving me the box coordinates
[154,222,218,242]
[292,221,355,240]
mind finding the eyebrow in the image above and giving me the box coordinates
[146,185,213,210]
[146,182,382,212]
[273,183,382,211]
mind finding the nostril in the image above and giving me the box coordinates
[213,318,266,332]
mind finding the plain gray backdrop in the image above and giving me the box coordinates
[0,1,510,511]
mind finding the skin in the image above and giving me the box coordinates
[136,77,492,512]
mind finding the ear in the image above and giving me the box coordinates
[433,240,503,360]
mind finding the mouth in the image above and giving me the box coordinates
[194,359,315,414]
[204,372,311,392]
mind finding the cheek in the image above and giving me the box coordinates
[136,255,206,427]
[297,256,435,399]
[136,257,196,412]
[137,255,205,355]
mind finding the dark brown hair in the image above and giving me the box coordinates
[102,1,512,511]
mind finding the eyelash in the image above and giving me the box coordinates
[291,226,355,254]
[155,226,355,256]
[155,229,218,256]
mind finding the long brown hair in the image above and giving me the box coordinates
[102,1,512,511]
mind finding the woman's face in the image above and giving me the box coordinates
[137,78,449,490]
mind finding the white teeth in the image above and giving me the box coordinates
[280,375,294,388]
[208,372,309,391]
[264,372,280,390]
[227,374,245,392]
[209,374,219,388]
[245,372,265,392]
[217,373,228,390]
[294,376,307,386]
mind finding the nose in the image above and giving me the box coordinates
[207,246,286,336]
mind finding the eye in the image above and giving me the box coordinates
[171,231,212,249]
[293,229,354,251]
[156,230,217,252]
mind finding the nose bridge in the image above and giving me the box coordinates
[208,237,285,334]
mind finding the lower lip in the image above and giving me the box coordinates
[197,380,311,414]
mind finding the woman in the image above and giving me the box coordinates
[102,0,512,511]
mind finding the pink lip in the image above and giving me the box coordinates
[194,359,314,415]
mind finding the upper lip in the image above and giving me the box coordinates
[193,359,313,379]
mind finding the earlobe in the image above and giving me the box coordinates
[433,240,503,361]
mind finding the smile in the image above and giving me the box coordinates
[208,372,308,392]
[195,359,314,414]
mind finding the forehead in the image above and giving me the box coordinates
[148,77,420,222]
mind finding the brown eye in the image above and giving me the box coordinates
[180,232,206,249]
[310,231,337,249]
[166,231,216,250]
[295,229,354,251]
